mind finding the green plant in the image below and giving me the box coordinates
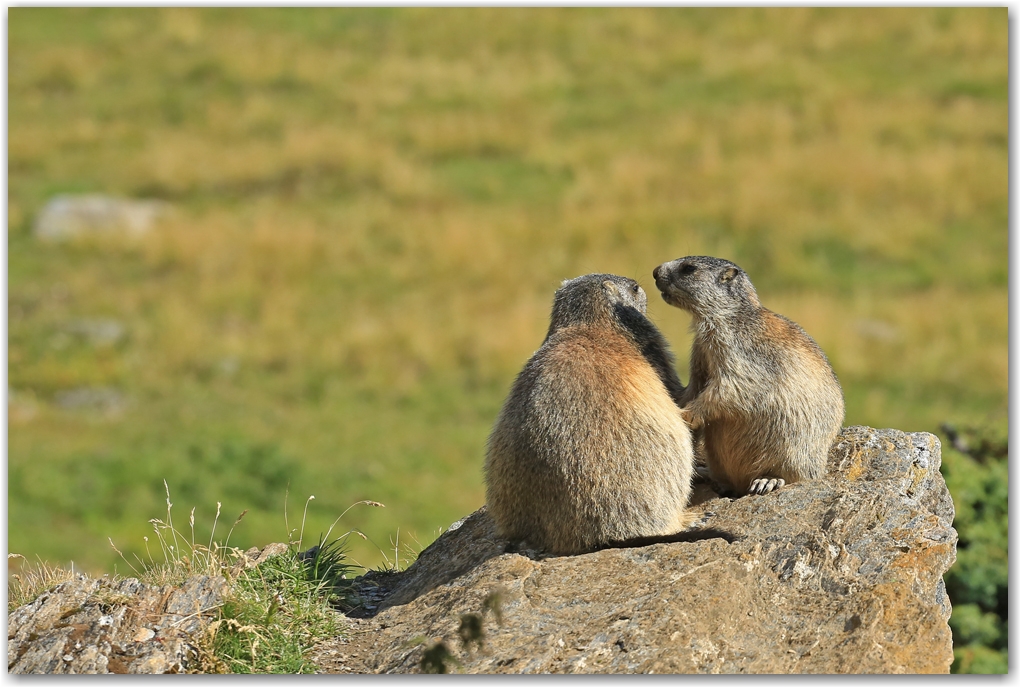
[419,640,462,674]
[211,550,343,674]
[939,423,1008,674]
[207,492,389,673]
[298,535,363,608]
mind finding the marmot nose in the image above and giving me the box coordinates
[652,265,661,281]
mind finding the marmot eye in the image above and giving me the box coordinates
[680,264,697,275]
[631,283,640,293]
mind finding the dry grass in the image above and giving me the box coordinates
[8,7,1007,574]
[7,554,82,612]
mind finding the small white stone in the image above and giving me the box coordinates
[793,558,815,581]
[98,615,114,627]
[34,194,169,241]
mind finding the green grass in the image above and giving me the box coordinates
[211,550,345,674]
[7,8,1007,672]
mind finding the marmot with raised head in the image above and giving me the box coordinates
[652,256,844,496]
[484,273,695,555]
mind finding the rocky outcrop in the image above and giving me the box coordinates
[311,426,957,674]
[7,543,289,674]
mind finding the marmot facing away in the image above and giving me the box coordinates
[652,256,845,496]
[484,274,695,555]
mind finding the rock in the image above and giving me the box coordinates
[65,319,126,347]
[53,387,126,415]
[33,195,169,241]
[365,509,507,613]
[229,542,291,577]
[311,426,957,674]
[8,574,227,674]
[8,387,39,424]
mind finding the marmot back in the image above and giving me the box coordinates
[653,256,845,496]
[484,273,694,555]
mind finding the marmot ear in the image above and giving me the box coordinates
[603,280,622,301]
[720,267,739,283]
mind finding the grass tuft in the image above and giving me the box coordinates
[209,549,343,674]
[7,553,81,612]
[93,483,361,673]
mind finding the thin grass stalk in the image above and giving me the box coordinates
[208,502,222,552]
[108,537,141,576]
[164,480,182,559]
[320,500,385,543]
[224,510,248,550]
[298,495,314,550]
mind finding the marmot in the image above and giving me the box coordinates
[484,273,695,555]
[652,256,845,496]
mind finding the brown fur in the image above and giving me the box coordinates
[484,274,695,555]
[653,256,845,496]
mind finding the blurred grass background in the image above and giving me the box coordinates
[7,8,1007,672]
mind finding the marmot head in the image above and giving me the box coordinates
[652,256,760,319]
[547,273,647,335]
